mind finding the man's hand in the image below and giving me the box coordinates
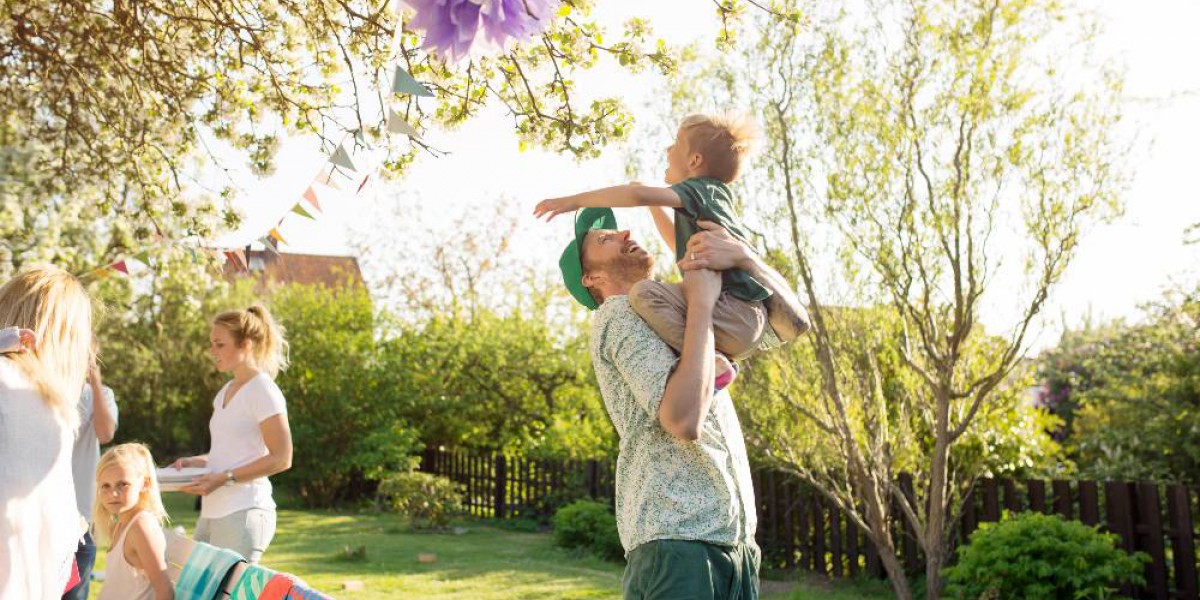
[678,220,751,272]
[533,196,579,222]
[681,222,812,343]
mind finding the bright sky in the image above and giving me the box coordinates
[220,0,1200,351]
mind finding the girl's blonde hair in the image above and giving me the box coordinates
[212,303,289,378]
[93,443,169,546]
[0,266,93,430]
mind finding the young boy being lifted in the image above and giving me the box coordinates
[536,112,792,388]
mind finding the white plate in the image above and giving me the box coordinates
[159,481,194,492]
[156,467,209,482]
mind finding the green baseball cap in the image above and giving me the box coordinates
[559,207,618,310]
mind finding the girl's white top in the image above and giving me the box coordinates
[96,511,158,600]
[0,357,84,599]
[201,372,287,519]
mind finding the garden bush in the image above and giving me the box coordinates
[943,511,1147,599]
[551,499,623,562]
[377,471,464,530]
[270,283,424,507]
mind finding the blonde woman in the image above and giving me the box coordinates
[0,266,94,599]
[171,304,293,562]
[94,443,172,600]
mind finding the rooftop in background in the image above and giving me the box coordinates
[223,250,364,289]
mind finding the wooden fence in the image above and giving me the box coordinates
[420,448,1200,599]
[420,447,614,520]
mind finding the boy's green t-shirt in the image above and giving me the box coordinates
[670,177,771,303]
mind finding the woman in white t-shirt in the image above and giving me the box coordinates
[0,266,94,599]
[171,304,293,563]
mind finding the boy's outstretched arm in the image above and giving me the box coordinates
[534,183,682,221]
[647,206,677,255]
[680,221,811,343]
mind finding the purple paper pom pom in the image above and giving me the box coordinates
[402,0,561,63]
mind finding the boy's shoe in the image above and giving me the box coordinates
[715,362,739,392]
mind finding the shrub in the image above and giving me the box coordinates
[943,511,1147,599]
[271,283,424,507]
[551,500,623,562]
[377,471,464,530]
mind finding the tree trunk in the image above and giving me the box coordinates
[858,476,914,600]
[925,391,952,600]
[863,521,913,600]
[878,538,914,600]
[925,540,945,600]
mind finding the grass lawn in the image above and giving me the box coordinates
[89,493,892,599]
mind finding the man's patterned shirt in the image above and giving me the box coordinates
[590,295,758,555]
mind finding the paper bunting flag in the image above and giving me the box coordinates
[302,186,321,212]
[392,66,433,97]
[111,261,129,274]
[259,236,281,255]
[268,228,287,246]
[356,174,371,195]
[224,250,247,273]
[387,109,419,136]
[330,143,357,172]
[291,203,316,220]
[353,129,368,148]
[312,170,342,190]
[131,251,151,266]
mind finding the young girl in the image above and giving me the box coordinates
[95,443,174,600]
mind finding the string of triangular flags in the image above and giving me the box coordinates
[77,0,571,281]
[83,62,432,279]
[214,60,432,274]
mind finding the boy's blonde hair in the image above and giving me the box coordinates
[213,303,289,378]
[93,443,169,546]
[0,266,93,430]
[679,112,760,184]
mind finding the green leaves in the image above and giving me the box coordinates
[1,0,683,273]
[377,471,464,530]
[382,309,614,460]
[943,512,1148,599]
[1038,286,1200,483]
[551,499,623,562]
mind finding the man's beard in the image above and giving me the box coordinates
[607,251,654,285]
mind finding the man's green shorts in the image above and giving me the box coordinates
[622,539,761,600]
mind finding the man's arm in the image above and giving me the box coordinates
[534,184,683,221]
[657,268,723,441]
[680,220,811,343]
